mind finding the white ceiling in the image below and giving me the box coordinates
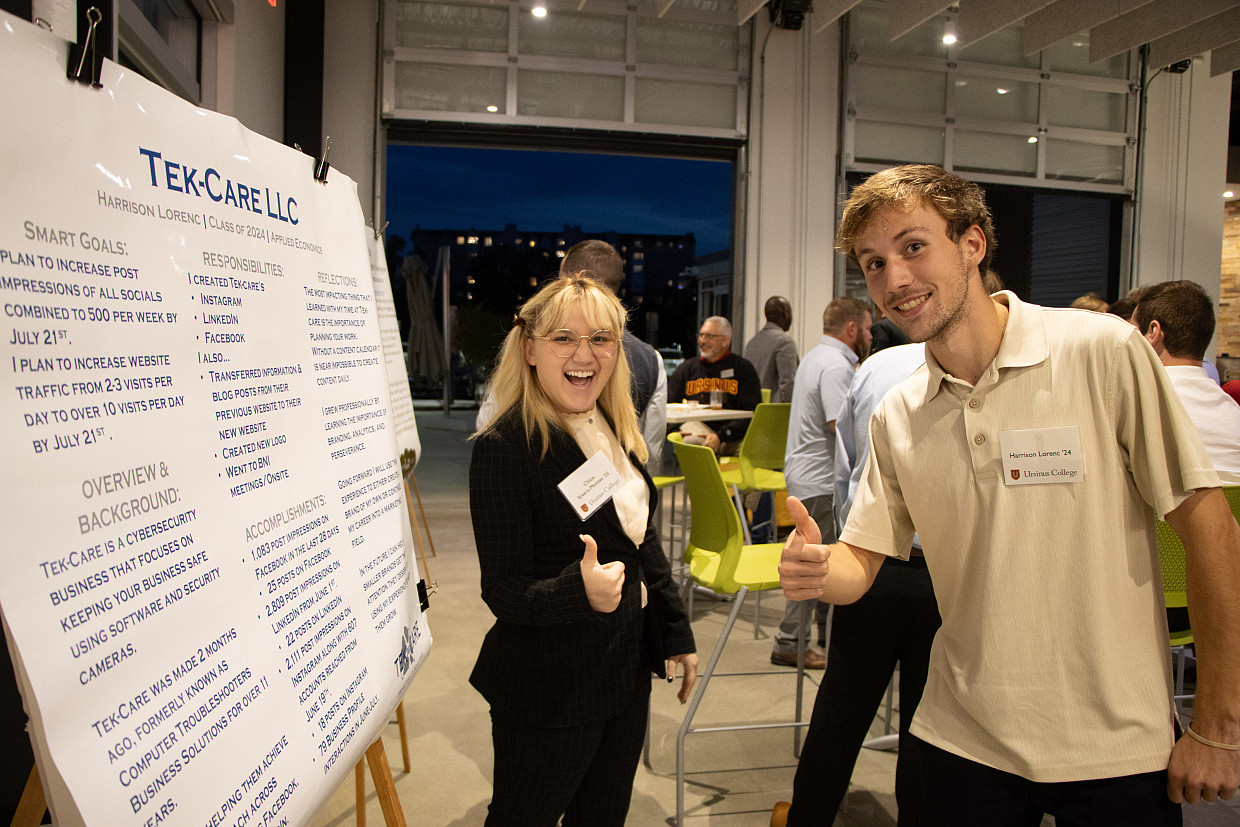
[735,0,1240,77]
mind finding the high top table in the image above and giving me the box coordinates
[665,402,755,424]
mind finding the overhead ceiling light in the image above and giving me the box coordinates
[487,105,498,112]
[1028,136,1038,143]
[942,11,956,45]
[1226,190,1236,198]
[996,87,1010,95]
[531,4,547,16]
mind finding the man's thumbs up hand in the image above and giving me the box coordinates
[580,534,624,613]
[779,497,831,601]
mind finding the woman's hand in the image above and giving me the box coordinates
[579,534,624,613]
[666,653,699,703]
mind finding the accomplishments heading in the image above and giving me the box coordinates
[138,148,298,227]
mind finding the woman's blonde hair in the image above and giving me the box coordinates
[477,273,646,462]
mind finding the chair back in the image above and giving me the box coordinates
[1158,485,1240,611]
[761,388,771,404]
[1155,519,1188,610]
[670,435,747,593]
[1225,485,1240,521]
[737,403,790,488]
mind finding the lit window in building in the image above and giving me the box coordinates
[484,237,492,246]
[529,240,536,247]
[634,264,643,273]
[467,236,479,244]
[456,236,465,245]
[557,238,565,246]
[634,251,644,260]
[516,237,523,245]
[467,277,476,284]
[556,250,565,258]
[528,277,538,286]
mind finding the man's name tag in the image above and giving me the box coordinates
[721,368,734,379]
[999,426,1085,485]
[558,450,624,520]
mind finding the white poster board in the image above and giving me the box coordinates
[367,235,421,473]
[0,13,431,826]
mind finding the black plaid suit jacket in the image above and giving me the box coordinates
[468,413,695,729]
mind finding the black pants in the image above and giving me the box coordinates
[487,691,649,826]
[915,738,1183,827]
[788,556,940,827]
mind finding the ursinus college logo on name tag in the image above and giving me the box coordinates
[999,426,1084,486]
[558,451,623,521]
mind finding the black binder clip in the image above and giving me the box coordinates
[416,579,437,612]
[313,136,331,184]
[66,7,104,88]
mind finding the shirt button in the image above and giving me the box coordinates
[974,433,985,445]
[968,398,980,409]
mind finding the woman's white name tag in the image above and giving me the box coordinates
[999,426,1084,485]
[558,450,624,520]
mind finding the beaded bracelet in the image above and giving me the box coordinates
[1186,724,1240,751]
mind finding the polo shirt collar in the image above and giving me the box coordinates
[819,334,859,367]
[922,290,1048,396]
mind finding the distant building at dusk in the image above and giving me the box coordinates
[403,224,698,348]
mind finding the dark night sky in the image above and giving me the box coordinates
[384,145,733,255]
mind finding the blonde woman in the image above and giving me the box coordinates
[469,273,698,826]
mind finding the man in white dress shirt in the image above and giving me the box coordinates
[1134,279,1240,485]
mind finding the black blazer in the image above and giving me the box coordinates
[468,413,695,728]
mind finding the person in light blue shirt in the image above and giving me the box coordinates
[770,297,871,668]
[784,341,938,825]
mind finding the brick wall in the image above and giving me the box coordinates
[1221,201,1240,363]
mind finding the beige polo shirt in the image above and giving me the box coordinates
[840,292,1219,782]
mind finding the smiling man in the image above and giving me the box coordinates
[667,316,761,456]
[777,165,1240,826]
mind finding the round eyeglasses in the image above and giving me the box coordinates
[534,329,619,358]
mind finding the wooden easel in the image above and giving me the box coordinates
[406,472,437,559]
[10,765,44,827]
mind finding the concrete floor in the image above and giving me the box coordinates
[307,406,1240,827]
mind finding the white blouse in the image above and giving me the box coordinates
[564,408,650,547]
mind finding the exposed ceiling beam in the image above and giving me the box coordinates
[657,0,676,16]
[1148,8,1240,68]
[888,0,951,42]
[956,0,1056,51]
[1089,0,1240,62]
[1209,37,1240,73]
[813,0,865,34]
[1023,0,1150,55]
[738,0,766,26]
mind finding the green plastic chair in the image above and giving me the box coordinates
[669,435,807,826]
[1156,485,1240,714]
[652,470,686,578]
[1155,517,1194,709]
[761,387,772,404]
[719,402,790,543]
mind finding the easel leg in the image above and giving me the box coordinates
[354,760,366,827]
[11,764,46,827]
[409,473,436,557]
[403,476,432,583]
[366,739,408,827]
[395,701,411,773]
